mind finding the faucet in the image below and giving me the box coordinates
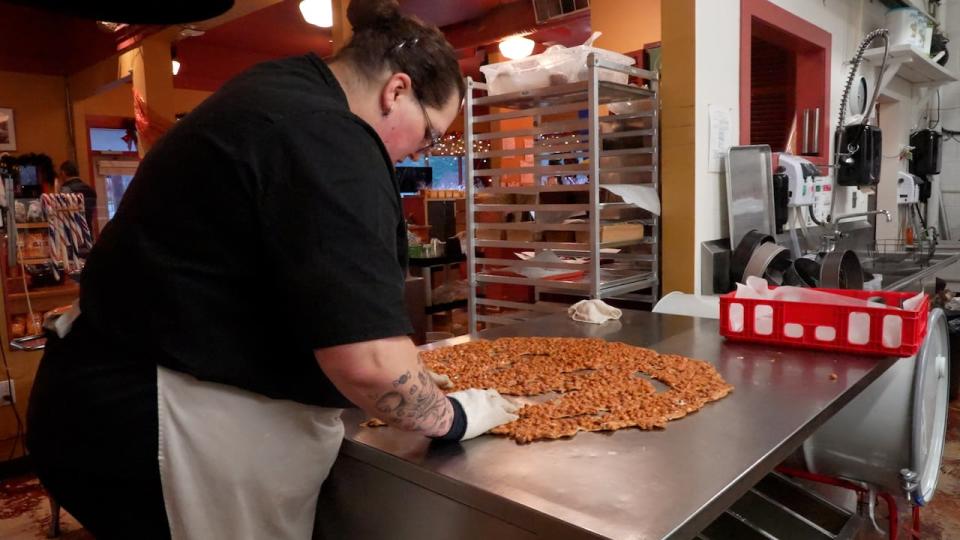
[821,210,892,252]
[831,210,893,237]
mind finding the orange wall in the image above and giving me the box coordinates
[0,70,70,163]
[592,0,695,293]
[592,0,662,53]
[72,84,134,183]
[71,85,213,182]
[660,0,696,293]
[0,72,68,458]
[174,88,213,113]
[0,72,212,459]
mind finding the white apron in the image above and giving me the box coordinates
[156,365,344,540]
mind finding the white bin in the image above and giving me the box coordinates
[480,33,636,96]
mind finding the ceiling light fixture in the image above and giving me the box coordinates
[95,21,128,33]
[300,0,334,28]
[499,35,535,60]
[171,46,181,76]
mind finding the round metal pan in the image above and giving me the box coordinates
[743,242,791,285]
[820,250,864,290]
[782,258,821,288]
[731,230,776,284]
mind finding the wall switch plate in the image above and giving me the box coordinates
[0,380,15,406]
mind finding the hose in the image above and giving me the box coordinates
[775,466,898,539]
[829,28,890,222]
[836,28,890,144]
[911,505,922,539]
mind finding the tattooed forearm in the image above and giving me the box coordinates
[370,360,452,435]
[392,371,411,387]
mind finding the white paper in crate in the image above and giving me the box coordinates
[601,185,661,215]
[515,250,582,279]
[730,277,924,348]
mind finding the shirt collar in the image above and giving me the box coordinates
[305,53,349,110]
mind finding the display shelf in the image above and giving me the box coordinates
[475,271,656,293]
[465,54,660,332]
[8,283,78,301]
[0,231,80,348]
[15,223,48,230]
[425,299,468,315]
[8,282,79,314]
[863,44,957,100]
[473,80,654,110]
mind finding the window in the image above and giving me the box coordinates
[96,159,139,220]
[105,174,135,219]
[740,0,830,164]
[89,128,137,152]
[395,155,464,192]
[426,156,462,189]
[750,35,795,151]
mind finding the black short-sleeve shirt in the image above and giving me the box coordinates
[76,54,412,407]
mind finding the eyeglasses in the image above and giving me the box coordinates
[414,97,443,154]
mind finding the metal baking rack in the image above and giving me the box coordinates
[465,53,660,332]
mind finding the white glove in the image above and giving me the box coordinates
[448,389,519,441]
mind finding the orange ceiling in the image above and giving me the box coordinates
[0,0,591,90]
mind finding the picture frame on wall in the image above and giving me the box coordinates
[0,108,16,151]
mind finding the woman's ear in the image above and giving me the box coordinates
[380,72,413,116]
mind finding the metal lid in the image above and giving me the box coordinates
[912,308,950,503]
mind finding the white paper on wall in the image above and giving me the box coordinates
[708,104,733,173]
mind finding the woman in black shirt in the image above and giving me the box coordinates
[27,1,517,538]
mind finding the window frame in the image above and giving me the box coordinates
[740,0,831,166]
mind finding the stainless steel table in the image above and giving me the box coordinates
[315,311,895,540]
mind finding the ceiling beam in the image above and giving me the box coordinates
[441,2,590,51]
[442,1,538,51]
[189,0,285,30]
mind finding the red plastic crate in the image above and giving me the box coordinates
[719,288,929,357]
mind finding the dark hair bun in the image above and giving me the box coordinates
[347,0,401,30]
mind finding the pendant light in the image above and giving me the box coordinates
[299,0,333,28]
[171,46,181,76]
[499,35,535,60]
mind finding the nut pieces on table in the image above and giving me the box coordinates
[364,337,734,444]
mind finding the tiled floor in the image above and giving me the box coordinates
[0,474,89,539]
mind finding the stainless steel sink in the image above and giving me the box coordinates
[856,248,960,291]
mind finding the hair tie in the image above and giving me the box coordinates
[391,37,419,53]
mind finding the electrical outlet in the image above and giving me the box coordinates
[0,380,15,406]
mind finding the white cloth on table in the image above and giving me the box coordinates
[568,299,622,324]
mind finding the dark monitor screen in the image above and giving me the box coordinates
[18,165,38,186]
[396,166,432,194]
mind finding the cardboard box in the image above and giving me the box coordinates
[475,192,514,204]
[575,223,644,244]
[544,231,577,242]
[505,229,539,242]
[476,229,505,241]
[20,232,49,259]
